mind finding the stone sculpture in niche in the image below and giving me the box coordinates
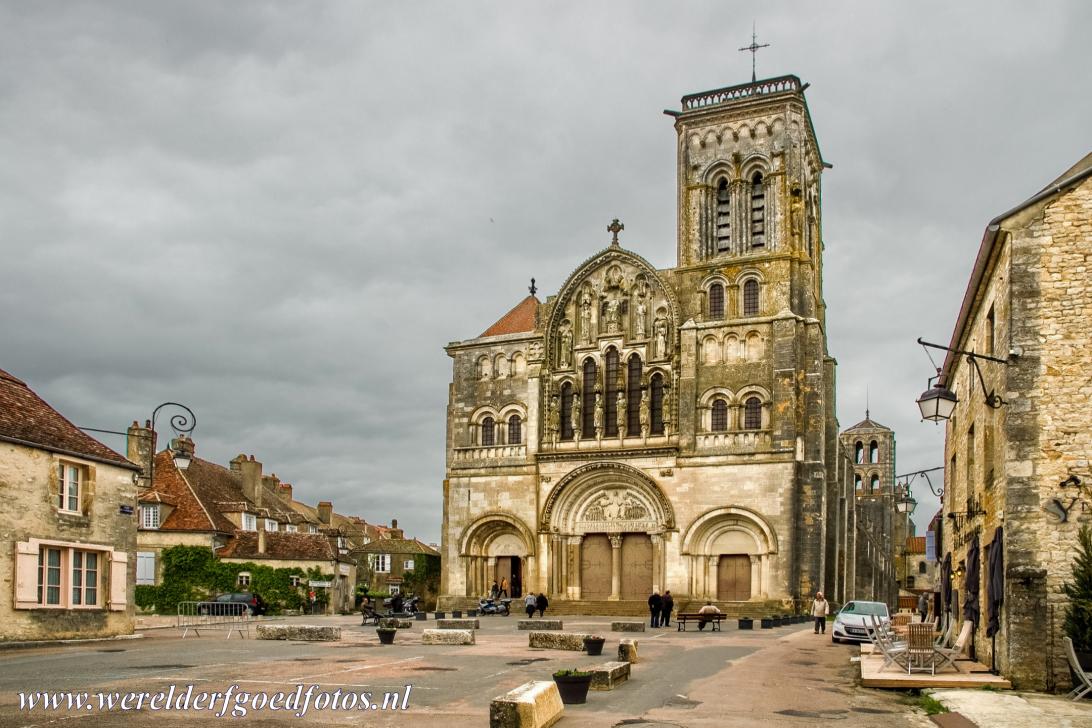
[604,298,621,334]
[653,317,668,360]
[572,396,582,441]
[579,288,594,344]
[547,395,560,445]
[639,390,650,437]
[634,299,647,338]
[616,391,626,437]
[593,392,604,439]
[559,326,573,367]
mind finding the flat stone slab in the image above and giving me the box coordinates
[589,660,631,691]
[379,618,414,629]
[518,619,562,631]
[256,624,340,641]
[489,680,564,728]
[528,631,593,651]
[422,628,475,645]
[437,618,480,630]
[618,638,639,663]
[611,621,645,632]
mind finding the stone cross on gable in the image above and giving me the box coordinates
[608,218,624,246]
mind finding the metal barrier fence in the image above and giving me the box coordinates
[177,601,252,639]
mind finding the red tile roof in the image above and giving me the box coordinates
[0,367,136,469]
[906,536,927,554]
[216,531,345,562]
[480,295,539,337]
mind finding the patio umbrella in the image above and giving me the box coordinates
[964,534,981,629]
[987,527,1004,638]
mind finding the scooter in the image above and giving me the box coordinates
[478,597,511,616]
[381,594,421,616]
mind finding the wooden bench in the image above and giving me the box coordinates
[676,612,727,631]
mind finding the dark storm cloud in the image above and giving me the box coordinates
[2,1,1089,540]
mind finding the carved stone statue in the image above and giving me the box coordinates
[616,391,626,437]
[604,298,621,334]
[653,318,668,359]
[593,392,604,438]
[548,395,560,444]
[560,327,573,367]
[634,299,647,337]
[639,389,650,438]
[572,396,582,440]
[579,289,593,343]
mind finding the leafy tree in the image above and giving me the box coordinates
[1063,524,1092,652]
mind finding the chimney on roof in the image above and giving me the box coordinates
[230,454,247,473]
[127,420,156,488]
[262,473,281,496]
[240,455,263,508]
[317,501,332,525]
[279,483,293,502]
[390,518,404,539]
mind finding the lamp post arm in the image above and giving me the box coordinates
[916,338,1010,365]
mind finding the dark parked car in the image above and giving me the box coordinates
[199,592,267,616]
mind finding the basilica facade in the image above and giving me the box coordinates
[440,76,850,611]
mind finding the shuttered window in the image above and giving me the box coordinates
[750,172,765,247]
[715,178,731,251]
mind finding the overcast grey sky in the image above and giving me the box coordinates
[2,2,1089,542]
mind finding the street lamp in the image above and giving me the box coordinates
[915,338,1013,422]
[81,402,197,489]
[896,491,918,515]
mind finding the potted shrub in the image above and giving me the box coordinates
[583,635,606,656]
[1063,524,1092,676]
[376,627,396,645]
[552,669,592,704]
[738,616,753,630]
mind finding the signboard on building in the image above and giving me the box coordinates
[308,580,331,588]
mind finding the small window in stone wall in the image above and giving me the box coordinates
[290,575,301,587]
[711,399,728,431]
[869,440,879,464]
[481,417,495,447]
[238,572,251,587]
[708,283,725,319]
[508,415,522,445]
[919,561,927,575]
[743,397,761,430]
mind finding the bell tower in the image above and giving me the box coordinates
[665,75,827,322]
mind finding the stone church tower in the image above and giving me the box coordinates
[440,76,844,612]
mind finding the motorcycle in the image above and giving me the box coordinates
[381,594,421,616]
[478,597,511,616]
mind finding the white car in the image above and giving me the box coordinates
[831,600,890,644]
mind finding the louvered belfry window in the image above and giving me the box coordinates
[750,172,765,247]
[627,355,642,435]
[582,358,597,438]
[716,178,731,252]
[711,399,728,431]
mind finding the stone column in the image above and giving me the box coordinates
[486,557,496,597]
[749,555,760,601]
[707,555,719,600]
[650,534,664,593]
[559,538,569,599]
[570,536,583,600]
[609,535,623,601]
[761,554,771,598]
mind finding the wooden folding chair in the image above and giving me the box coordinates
[934,620,973,672]
[907,623,936,675]
[1065,636,1092,701]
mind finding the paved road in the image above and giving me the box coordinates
[1,615,931,727]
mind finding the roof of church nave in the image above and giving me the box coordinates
[479,294,540,338]
[844,410,892,433]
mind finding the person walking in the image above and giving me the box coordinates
[697,601,721,631]
[535,592,549,617]
[917,592,929,623]
[660,590,675,628]
[524,592,537,618]
[500,577,508,598]
[812,592,829,634]
[490,581,499,600]
[648,590,663,628]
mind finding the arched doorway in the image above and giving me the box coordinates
[459,513,535,599]
[681,506,778,602]
[541,462,675,601]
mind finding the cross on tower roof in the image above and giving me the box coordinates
[738,23,770,83]
[608,218,624,246]
[529,277,537,296]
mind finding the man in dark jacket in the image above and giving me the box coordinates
[648,591,663,627]
[660,590,675,628]
[535,592,549,617]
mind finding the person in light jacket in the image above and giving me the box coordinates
[812,592,829,634]
[524,592,537,618]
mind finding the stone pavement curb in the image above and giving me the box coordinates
[928,688,1092,728]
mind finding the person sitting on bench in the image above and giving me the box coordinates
[697,601,722,631]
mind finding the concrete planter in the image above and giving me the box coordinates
[452,610,463,618]
[434,611,446,619]
[552,673,592,705]
[583,637,605,656]
[738,617,753,630]
[377,628,396,645]
[415,612,427,621]
[760,617,773,629]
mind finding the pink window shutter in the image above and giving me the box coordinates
[13,541,39,609]
[108,551,128,611]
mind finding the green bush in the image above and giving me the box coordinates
[134,585,158,611]
[1063,524,1092,652]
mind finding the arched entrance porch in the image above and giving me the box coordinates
[458,513,536,599]
[540,462,675,601]
[680,506,778,601]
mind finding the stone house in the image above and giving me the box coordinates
[440,75,849,613]
[128,424,356,613]
[0,368,141,641]
[355,521,441,600]
[901,535,936,595]
[935,152,1092,690]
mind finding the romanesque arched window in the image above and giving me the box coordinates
[626,354,642,436]
[481,417,495,447]
[650,372,665,435]
[743,279,759,316]
[870,474,880,492]
[750,172,765,248]
[919,561,927,575]
[560,382,574,440]
[508,415,521,445]
[605,348,620,437]
[708,282,725,320]
[869,440,879,463]
[855,473,863,491]
[711,399,728,432]
[582,358,597,438]
[715,177,731,252]
[854,441,864,464]
[743,397,761,430]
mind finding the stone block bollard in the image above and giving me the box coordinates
[422,628,475,645]
[611,621,645,632]
[437,618,480,630]
[617,638,638,663]
[256,624,341,641]
[518,619,562,630]
[489,681,563,728]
